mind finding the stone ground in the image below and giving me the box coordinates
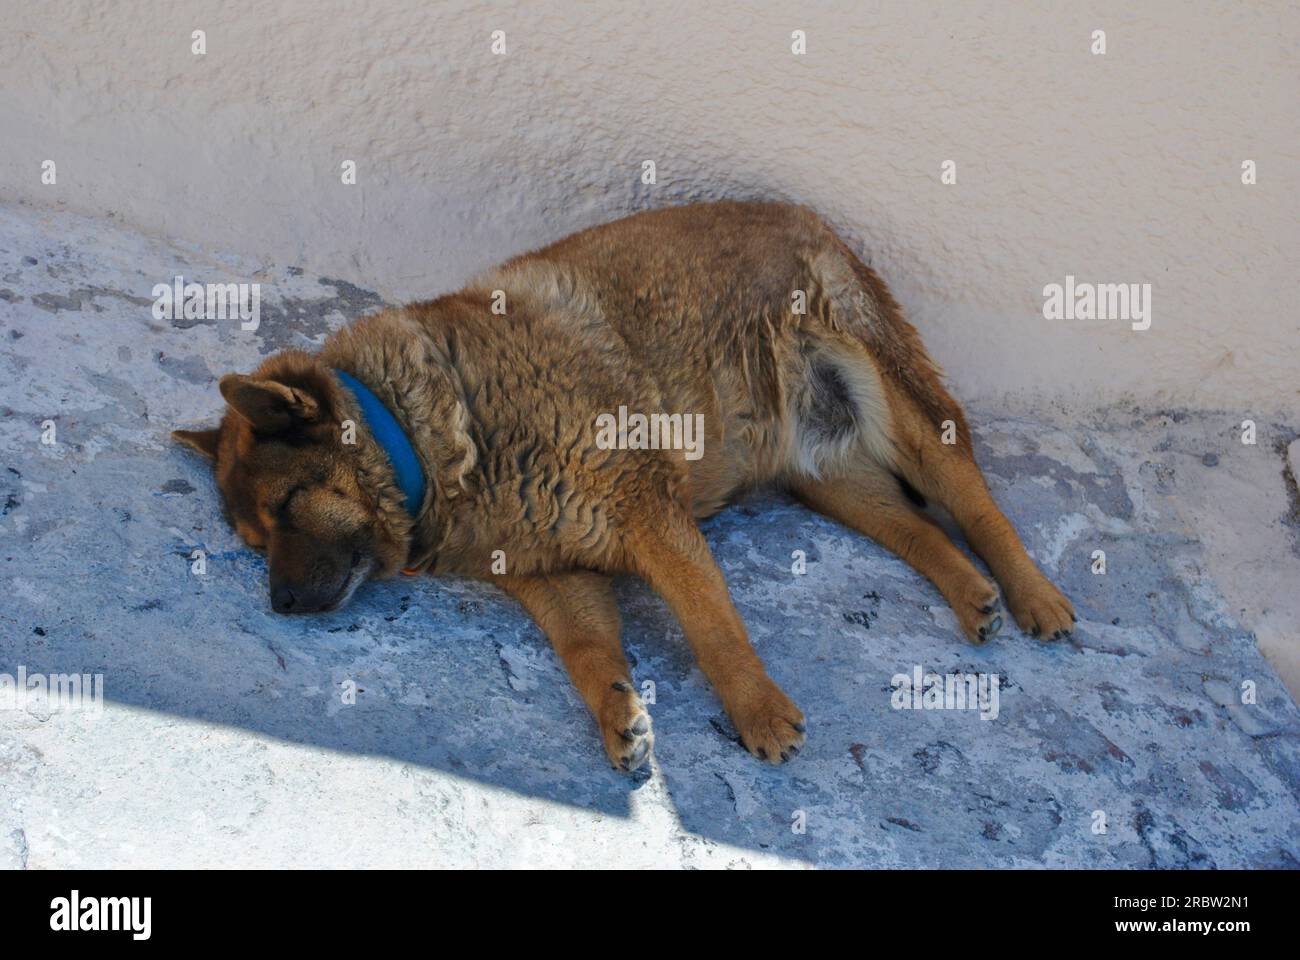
[1,203,1298,869]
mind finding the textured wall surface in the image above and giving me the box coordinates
[2,1,1297,413]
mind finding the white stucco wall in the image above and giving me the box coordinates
[3,1,1296,413]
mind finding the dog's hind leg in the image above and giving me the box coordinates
[887,392,1076,641]
[497,571,653,772]
[805,240,1074,641]
[791,458,1005,644]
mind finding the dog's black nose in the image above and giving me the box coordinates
[271,584,297,613]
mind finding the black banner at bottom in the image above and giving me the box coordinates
[0,868,1284,944]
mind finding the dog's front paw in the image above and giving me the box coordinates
[601,680,654,773]
[1006,573,1075,642]
[725,674,806,764]
[952,578,1004,646]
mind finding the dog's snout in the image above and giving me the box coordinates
[271,583,297,613]
[271,581,339,614]
[269,560,356,613]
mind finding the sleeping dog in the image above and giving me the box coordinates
[174,201,1074,771]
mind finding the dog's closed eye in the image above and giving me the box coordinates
[276,486,305,519]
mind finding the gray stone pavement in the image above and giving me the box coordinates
[2,203,1297,868]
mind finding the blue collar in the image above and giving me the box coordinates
[333,369,426,517]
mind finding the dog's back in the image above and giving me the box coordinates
[472,200,960,516]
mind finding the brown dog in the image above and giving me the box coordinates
[173,201,1074,771]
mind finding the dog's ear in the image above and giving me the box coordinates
[219,374,320,433]
[171,428,221,461]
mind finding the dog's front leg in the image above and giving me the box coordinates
[497,571,653,772]
[624,508,806,763]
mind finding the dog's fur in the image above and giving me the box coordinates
[174,201,1074,770]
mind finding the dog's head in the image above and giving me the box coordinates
[172,352,410,614]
